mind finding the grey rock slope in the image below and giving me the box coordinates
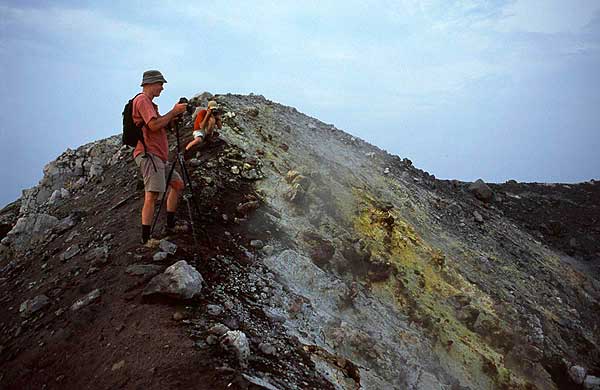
[212,93,600,389]
[0,92,599,390]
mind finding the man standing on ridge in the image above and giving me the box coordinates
[133,70,187,244]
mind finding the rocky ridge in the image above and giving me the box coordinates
[0,92,599,389]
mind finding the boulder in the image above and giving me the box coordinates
[7,214,59,249]
[468,179,494,202]
[143,260,204,299]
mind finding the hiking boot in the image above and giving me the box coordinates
[160,225,176,238]
[144,238,160,249]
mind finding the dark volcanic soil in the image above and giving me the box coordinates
[0,136,334,390]
[490,181,600,265]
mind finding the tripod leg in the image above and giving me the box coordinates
[177,154,209,242]
[150,160,177,236]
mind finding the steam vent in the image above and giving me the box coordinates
[1,93,599,389]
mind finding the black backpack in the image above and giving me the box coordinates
[122,93,145,147]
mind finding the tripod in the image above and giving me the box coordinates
[150,115,203,253]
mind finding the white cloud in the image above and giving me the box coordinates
[497,0,600,34]
[0,4,185,66]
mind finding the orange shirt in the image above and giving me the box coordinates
[193,109,208,130]
[132,94,169,162]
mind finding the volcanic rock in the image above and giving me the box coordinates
[469,179,494,202]
[20,294,50,318]
[143,260,204,299]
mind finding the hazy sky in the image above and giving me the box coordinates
[1,1,599,207]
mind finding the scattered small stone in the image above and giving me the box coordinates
[20,294,50,318]
[86,267,100,276]
[221,330,250,364]
[103,234,113,241]
[172,311,185,321]
[250,240,264,249]
[60,245,81,262]
[569,365,587,385]
[237,201,259,214]
[473,211,484,223]
[159,240,177,255]
[126,264,162,277]
[153,251,169,262]
[208,323,230,336]
[207,304,224,316]
[383,168,390,174]
[189,158,201,167]
[70,289,101,311]
[206,335,219,345]
[259,342,276,356]
[246,107,259,117]
[86,246,109,265]
[584,375,600,390]
[111,360,125,371]
[261,245,274,256]
[241,169,261,180]
[231,166,240,175]
[55,215,77,234]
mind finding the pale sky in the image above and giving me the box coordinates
[1,1,599,207]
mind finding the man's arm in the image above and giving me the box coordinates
[147,103,187,132]
[197,108,212,130]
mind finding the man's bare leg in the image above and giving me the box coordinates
[185,137,204,151]
[165,181,183,233]
[141,191,159,243]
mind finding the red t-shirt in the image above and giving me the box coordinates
[132,94,169,162]
[193,109,208,130]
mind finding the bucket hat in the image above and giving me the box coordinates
[140,70,167,86]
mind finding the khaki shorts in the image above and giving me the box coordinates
[135,153,183,193]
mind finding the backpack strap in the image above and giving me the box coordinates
[133,93,157,172]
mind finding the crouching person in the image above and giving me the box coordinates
[185,100,223,152]
[133,70,188,244]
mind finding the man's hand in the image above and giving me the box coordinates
[173,103,187,115]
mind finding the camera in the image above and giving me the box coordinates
[178,97,195,115]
